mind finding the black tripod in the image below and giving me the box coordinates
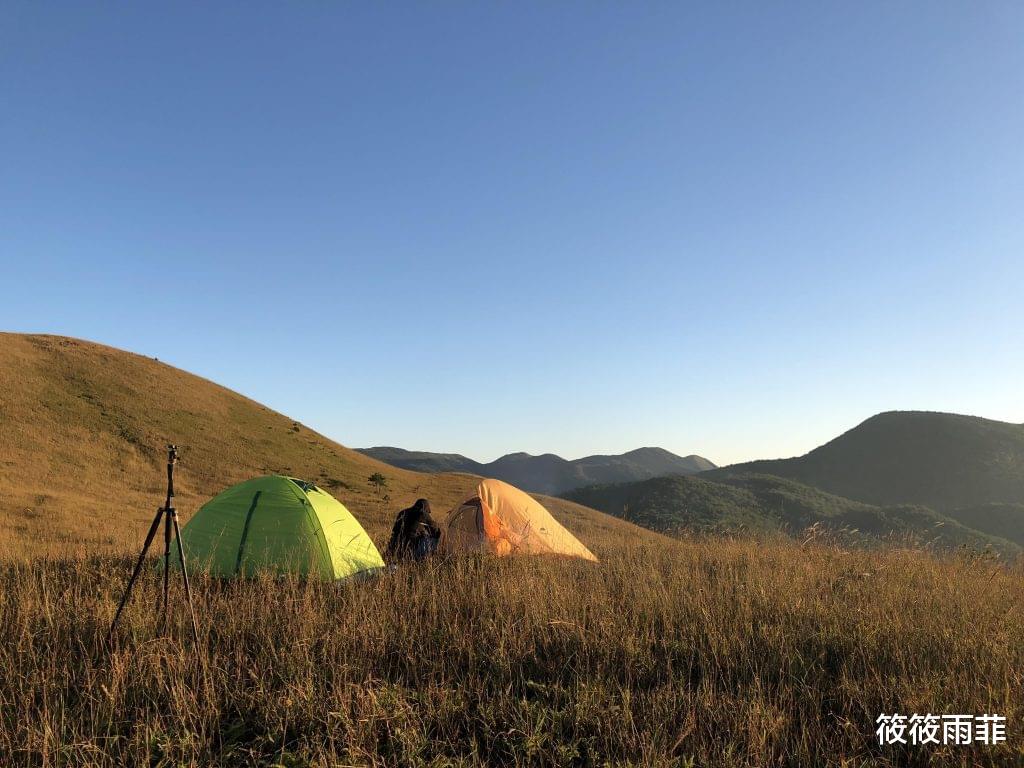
[107,445,200,646]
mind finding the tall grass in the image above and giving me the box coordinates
[0,539,1020,766]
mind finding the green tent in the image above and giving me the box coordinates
[174,475,384,580]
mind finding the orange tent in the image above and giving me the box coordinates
[443,478,598,561]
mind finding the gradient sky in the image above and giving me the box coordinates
[2,3,1022,466]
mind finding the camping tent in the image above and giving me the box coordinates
[174,475,384,580]
[444,478,598,561]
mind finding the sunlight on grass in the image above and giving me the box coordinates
[0,539,1020,766]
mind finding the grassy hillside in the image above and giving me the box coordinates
[707,411,1024,516]
[358,445,715,494]
[568,474,777,534]
[3,539,1021,766]
[0,333,660,557]
[945,502,1024,548]
[565,473,1020,555]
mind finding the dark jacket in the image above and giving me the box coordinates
[386,498,441,561]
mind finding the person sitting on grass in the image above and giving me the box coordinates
[385,498,441,562]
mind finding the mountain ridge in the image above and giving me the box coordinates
[705,410,1024,512]
[358,445,715,495]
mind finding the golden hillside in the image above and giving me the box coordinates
[0,333,658,556]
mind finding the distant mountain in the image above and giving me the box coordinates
[355,448,484,475]
[705,411,1024,512]
[565,473,1020,556]
[944,503,1024,549]
[357,446,715,495]
[0,333,662,555]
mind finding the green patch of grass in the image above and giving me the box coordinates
[566,474,1021,557]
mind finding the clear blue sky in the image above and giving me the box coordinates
[2,3,1022,465]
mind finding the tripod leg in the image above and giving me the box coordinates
[160,506,172,633]
[107,507,164,644]
[170,509,201,647]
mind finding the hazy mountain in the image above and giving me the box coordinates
[704,412,1024,526]
[698,411,1024,549]
[355,448,484,475]
[565,473,1020,556]
[358,446,715,495]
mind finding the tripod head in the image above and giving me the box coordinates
[167,444,178,467]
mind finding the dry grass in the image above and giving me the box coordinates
[3,333,1021,765]
[0,333,655,556]
[0,538,1020,767]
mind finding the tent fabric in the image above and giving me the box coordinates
[443,478,598,561]
[173,475,384,580]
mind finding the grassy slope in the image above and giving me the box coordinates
[0,333,659,556]
[566,473,1021,555]
[945,502,1024,548]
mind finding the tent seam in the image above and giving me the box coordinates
[299,487,337,580]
